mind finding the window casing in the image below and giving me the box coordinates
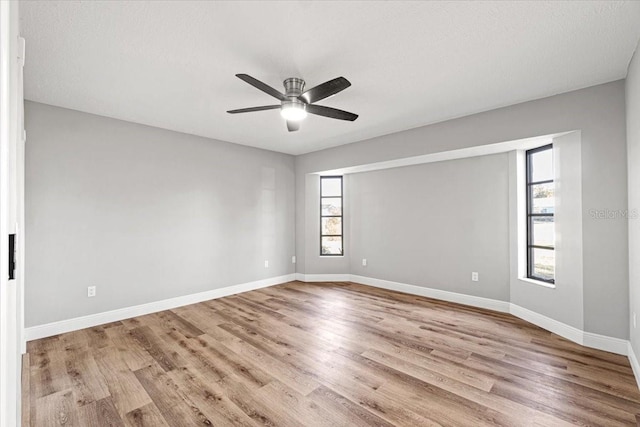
[320,176,343,256]
[526,144,555,283]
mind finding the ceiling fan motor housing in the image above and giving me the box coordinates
[283,77,305,97]
[282,78,307,114]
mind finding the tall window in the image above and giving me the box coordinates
[320,176,343,256]
[526,144,555,283]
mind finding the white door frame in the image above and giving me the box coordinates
[1,1,24,426]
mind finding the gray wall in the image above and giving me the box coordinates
[25,101,295,327]
[349,154,510,302]
[628,41,640,355]
[296,80,628,339]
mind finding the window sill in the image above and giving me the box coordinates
[519,277,556,289]
[319,255,344,258]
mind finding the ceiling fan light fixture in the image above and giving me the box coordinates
[228,74,358,132]
[280,100,307,121]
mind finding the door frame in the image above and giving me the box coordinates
[0,1,24,426]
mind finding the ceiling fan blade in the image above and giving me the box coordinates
[300,77,351,104]
[306,104,358,121]
[236,74,287,101]
[287,121,300,132]
[227,105,280,114]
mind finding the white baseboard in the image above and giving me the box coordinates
[509,304,584,345]
[295,273,629,357]
[349,274,511,313]
[295,273,350,282]
[24,274,296,345]
[628,342,640,390]
[583,331,629,355]
[508,304,628,355]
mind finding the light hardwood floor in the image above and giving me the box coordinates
[23,281,640,426]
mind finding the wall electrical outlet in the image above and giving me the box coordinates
[292,256,296,264]
[471,272,479,282]
[362,258,367,267]
[264,260,269,268]
[87,286,96,297]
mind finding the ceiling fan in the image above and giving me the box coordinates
[227,74,358,132]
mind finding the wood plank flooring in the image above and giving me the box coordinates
[24,281,640,426]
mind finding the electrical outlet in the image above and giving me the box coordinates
[87,286,96,297]
[264,260,269,268]
[634,313,637,329]
[471,272,479,282]
[292,256,296,264]
[362,258,367,267]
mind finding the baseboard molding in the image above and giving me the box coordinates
[24,273,296,345]
[507,304,627,355]
[349,274,511,313]
[296,273,629,357]
[295,273,351,282]
[509,304,584,345]
[583,331,629,356]
[628,342,640,390]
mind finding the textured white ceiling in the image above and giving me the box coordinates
[21,1,640,155]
